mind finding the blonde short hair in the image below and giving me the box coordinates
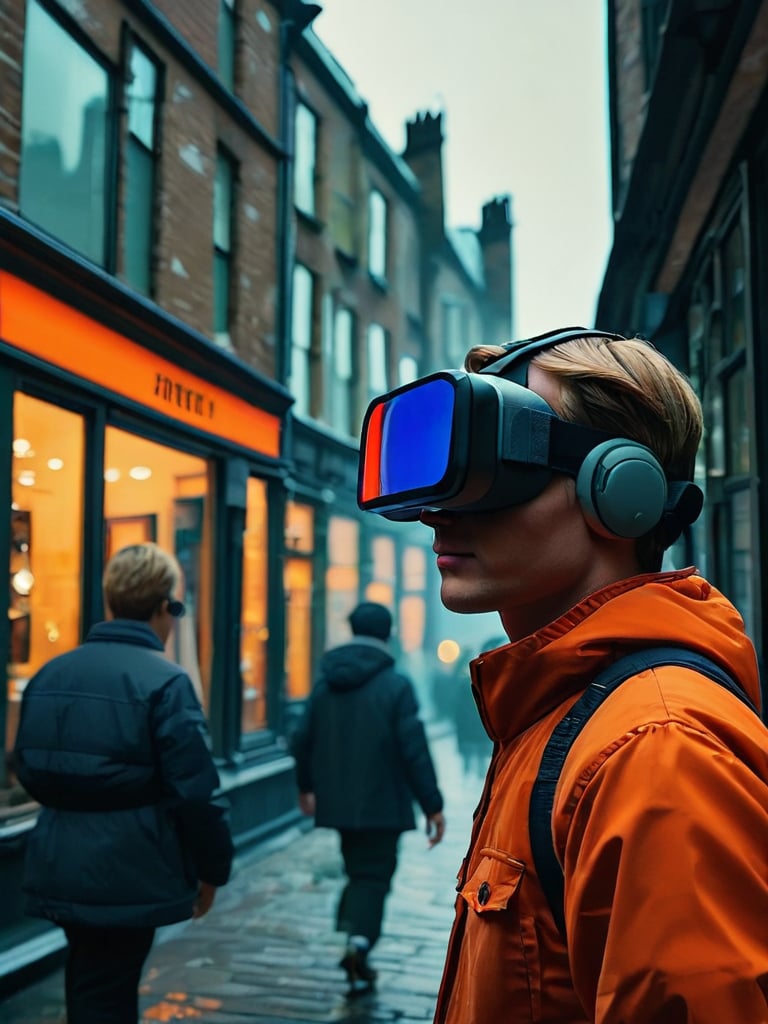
[103,542,181,621]
[465,334,703,570]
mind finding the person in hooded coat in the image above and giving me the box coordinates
[291,601,445,994]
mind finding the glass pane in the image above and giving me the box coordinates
[214,250,230,333]
[20,0,109,265]
[294,103,317,216]
[399,594,425,654]
[289,345,310,417]
[398,355,419,385]
[326,516,359,648]
[104,428,212,712]
[214,153,233,252]
[367,323,388,396]
[218,0,236,91]
[7,395,84,783]
[127,44,156,148]
[334,309,353,378]
[727,368,750,475]
[707,387,725,478]
[372,535,395,581]
[728,488,753,638]
[241,478,268,733]
[285,501,314,553]
[292,265,313,351]
[402,545,426,590]
[368,189,387,278]
[284,557,313,699]
[123,139,153,295]
[723,220,746,354]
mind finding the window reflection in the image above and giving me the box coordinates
[326,516,359,648]
[284,501,314,700]
[241,478,268,732]
[6,394,84,773]
[104,428,212,709]
[20,0,109,264]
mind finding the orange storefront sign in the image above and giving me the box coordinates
[0,271,281,457]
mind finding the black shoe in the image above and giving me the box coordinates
[339,943,377,995]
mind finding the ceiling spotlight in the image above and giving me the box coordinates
[104,468,121,483]
[129,465,152,481]
[17,470,36,487]
[47,457,64,471]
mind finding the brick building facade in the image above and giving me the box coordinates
[0,0,513,984]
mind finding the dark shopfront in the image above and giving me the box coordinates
[0,254,298,981]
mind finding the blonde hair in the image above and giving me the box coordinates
[466,334,703,570]
[103,542,181,620]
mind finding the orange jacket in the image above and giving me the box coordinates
[434,569,768,1023]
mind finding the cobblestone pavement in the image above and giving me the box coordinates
[2,729,487,1023]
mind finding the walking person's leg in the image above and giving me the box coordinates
[336,829,400,992]
[63,924,155,1024]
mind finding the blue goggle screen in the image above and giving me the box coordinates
[380,377,456,496]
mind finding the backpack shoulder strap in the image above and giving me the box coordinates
[529,646,758,939]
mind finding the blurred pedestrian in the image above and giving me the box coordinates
[13,542,234,1024]
[451,642,497,777]
[291,601,445,996]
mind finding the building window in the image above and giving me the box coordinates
[442,298,468,367]
[327,306,355,435]
[241,477,268,733]
[218,0,236,91]
[326,516,359,648]
[687,209,754,636]
[213,148,236,346]
[19,0,111,266]
[294,101,317,217]
[284,501,314,700]
[290,264,314,417]
[398,355,419,385]
[368,189,388,280]
[365,535,395,610]
[6,394,85,806]
[366,323,388,404]
[123,42,159,296]
[104,428,213,710]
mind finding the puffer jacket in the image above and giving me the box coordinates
[13,619,234,928]
[435,568,768,1024]
[291,635,443,830]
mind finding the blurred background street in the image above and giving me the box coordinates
[2,729,487,1023]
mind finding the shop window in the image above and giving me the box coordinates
[123,41,159,296]
[442,298,468,368]
[290,264,314,417]
[218,0,236,91]
[294,102,318,217]
[365,535,395,610]
[368,189,388,282]
[213,147,237,347]
[400,545,427,654]
[284,501,314,700]
[104,428,213,711]
[19,0,112,266]
[366,323,388,404]
[5,395,85,807]
[240,478,268,733]
[326,516,359,648]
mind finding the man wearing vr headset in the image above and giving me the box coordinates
[358,328,768,1023]
[14,542,234,1024]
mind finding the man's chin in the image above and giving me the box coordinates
[440,583,492,615]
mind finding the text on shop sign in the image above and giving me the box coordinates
[154,372,215,419]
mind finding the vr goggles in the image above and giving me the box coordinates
[357,327,704,542]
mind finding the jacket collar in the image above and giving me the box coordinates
[85,619,165,651]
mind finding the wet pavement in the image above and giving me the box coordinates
[1,729,487,1023]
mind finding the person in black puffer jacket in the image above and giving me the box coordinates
[291,601,445,996]
[13,542,234,1024]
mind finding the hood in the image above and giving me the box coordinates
[320,637,395,692]
[471,568,761,742]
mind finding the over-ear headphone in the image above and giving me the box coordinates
[576,438,668,539]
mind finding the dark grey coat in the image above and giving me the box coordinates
[13,619,234,928]
[291,636,443,831]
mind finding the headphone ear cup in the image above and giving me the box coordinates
[576,439,667,539]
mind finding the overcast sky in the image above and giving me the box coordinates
[313,0,613,339]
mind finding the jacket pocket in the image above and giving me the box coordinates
[460,845,525,912]
[457,847,542,1021]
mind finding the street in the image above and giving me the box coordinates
[2,729,486,1023]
